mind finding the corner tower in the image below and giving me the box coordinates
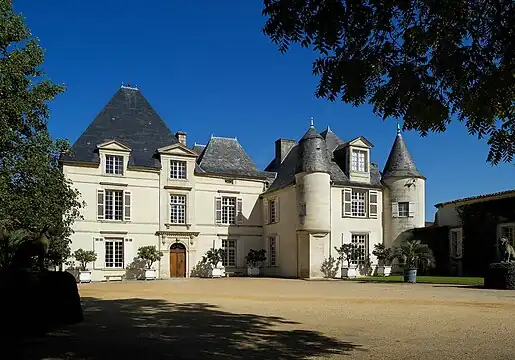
[382,124,426,248]
[294,119,331,278]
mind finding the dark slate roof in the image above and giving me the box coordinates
[382,128,424,179]
[196,137,266,178]
[62,86,177,169]
[192,143,206,155]
[265,125,382,193]
[296,125,330,174]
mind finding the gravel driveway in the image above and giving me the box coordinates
[22,278,515,359]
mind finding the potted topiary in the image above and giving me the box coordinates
[202,248,226,278]
[393,239,435,283]
[137,245,163,280]
[245,249,267,276]
[73,249,97,283]
[335,244,364,279]
[372,243,394,277]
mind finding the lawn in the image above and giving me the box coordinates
[352,276,484,286]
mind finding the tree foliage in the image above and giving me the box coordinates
[137,246,164,269]
[262,0,515,164]
[0,0,84,267]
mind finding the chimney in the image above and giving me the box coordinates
[275,139,296,166]
[175,131,187,146]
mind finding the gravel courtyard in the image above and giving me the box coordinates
[23,278,515,359]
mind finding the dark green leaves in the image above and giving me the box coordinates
[263,0,515,164]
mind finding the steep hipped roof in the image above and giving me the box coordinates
[265,124,382,193]
[192,143,206,155]
[382,126,424,179]
[434,189,515,208]
[62,86,177,169]
[197,136,266,178]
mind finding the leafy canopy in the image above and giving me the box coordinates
[262,0,515,164]
[0,0,84,267]
[137,246,164,269]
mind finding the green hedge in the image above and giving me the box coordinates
[484,262,515,290]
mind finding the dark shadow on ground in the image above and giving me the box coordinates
[19,297,363,360]
[431,284,486,289]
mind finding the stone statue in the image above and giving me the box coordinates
[500,237,515,262]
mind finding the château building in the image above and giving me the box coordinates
[61,85,426,280]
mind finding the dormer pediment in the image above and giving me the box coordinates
[347,136,373,149]
[97,140,131,152]
[157,143,198,158]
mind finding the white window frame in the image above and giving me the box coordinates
[105,154,124,175]
[449,227,463,258]
[350,233,368,265]
[398,202,409,217]
[351,189,367,218]
[221,196,236,225]
[351,149,367,172]
[499,223,515,247]
[170,194,187,224]
[104,238,124,269]
[170,160,187,180]
[222,239,237,267]
[104,189,124,221]
[268,235,277,266]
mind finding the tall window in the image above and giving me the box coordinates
[269,236,277,266]
[222,239,236,267]
[170,195,186,224]
[398,202,409,217]
[351,190,366,217]
[105,190,124,220]
[222,197,236,224]
[105,155,124,175]
[450,228,463,258]
[351,150,367,172]
[351,234,368,265]
[269,198,278,223]
[105,239,124,268]
[170,160,187,179]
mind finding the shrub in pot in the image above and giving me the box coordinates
[393,239,435,283]
[73,249,97,283]
[137,245,163,280]
[485,262,515,290]
[201,248,226,278]
[372,243,394,276]
[245,249,267,276]
[335,244,364,279]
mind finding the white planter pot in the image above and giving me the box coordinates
[145,269,157,280]
[79,270,92,283]
[247,266,260,276]
[209,266,225,278]
[377,265,392,277]
[341,266,357,279]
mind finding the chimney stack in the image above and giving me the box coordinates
[175,131,187,146]
[275,139,296,167]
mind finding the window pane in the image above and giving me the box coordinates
[222,197,236,224]
[170,160,187,179]
[170,195,186,224]
[351,234,367,265]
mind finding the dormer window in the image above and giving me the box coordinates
[351,149,367,172]
[105,155,124,175]
[170,160,187,179]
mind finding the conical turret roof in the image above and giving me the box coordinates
[382,125,424,179]
[296,120,330,174]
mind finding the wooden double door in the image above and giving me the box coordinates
[170,243,186,278]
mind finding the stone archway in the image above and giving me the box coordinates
[170,242,186,278]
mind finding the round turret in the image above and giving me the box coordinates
[295,119,331,232]
[382,125,426,248]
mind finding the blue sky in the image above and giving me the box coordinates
[14,0,514,221]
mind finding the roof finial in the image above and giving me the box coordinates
[397,122,401,135]
[327,124,331,131]
[310,117,314,128]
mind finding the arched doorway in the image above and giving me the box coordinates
[170,242,186,278]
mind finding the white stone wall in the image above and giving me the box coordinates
[295,172,331,232]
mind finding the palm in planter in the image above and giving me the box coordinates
[73,249,97,283]
[201,248,226,278]
[335,244,364,279]
[372,243,394,277]
[137,246,163,280]
[393,239,435,283]
[245,249,267,276]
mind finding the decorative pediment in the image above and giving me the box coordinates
[97,140,132,152]
[157,143,198,157]
[347,136,373,149]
